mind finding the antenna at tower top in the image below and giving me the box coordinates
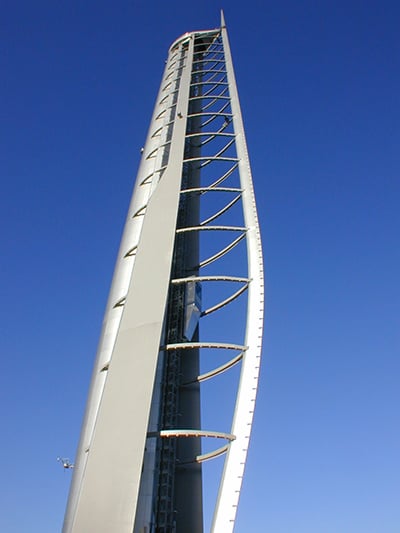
[220,9,226,28]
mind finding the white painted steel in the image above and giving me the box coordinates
[63,49,179,531]
[211,13,265,533]
[63,16,264,533]
[63,35,195,533]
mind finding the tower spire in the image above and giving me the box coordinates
[220,9,226,28]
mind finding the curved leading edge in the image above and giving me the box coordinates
[212,15,265,533]
[63,41,184,531]
[63,36,195,533]
[63,57,175,531]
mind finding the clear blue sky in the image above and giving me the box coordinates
[1,1,399,532]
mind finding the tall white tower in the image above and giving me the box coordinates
[63,13,264,533]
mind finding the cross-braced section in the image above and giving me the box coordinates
[140,26,264,533]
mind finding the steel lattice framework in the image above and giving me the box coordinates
[63,13,264,533]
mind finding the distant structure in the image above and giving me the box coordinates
[63,12,264,533]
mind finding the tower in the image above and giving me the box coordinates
[63,13,264,533]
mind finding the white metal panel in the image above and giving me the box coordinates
[212,13,265,533]
[63,50,181,528]
[63,35,195,533]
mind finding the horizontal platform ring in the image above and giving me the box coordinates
[176,225,247,233]
[147,429,235,441]
[163,342,247,351]
[171,275,250,284]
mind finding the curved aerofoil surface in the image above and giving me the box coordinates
[63,13,263,533]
